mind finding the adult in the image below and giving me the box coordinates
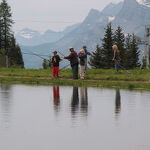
[78,49,86,80]
[82,45,91,70]
[64,47,79,79]
[51,51,61,78]
[112,45,121,72]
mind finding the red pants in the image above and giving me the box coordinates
[52,66,59,77]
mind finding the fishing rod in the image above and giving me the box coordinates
[23,50,72,70]
[60,64,70,71]
[57,50,65,57]
[22,52,51,61]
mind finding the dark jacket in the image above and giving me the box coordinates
[51,55,61,67]
[64,50,79,66]
[78,53,86,66]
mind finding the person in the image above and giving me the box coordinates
[63,47,79,79]
[82,46,91,70]
[51,51,61,78]
[78,49,86,80]
[112,45,121,72]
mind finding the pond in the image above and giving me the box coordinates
[0,85,150,150]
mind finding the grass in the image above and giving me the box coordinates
[0,68,150,90]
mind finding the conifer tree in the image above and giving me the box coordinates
[9,36,24,67]
[130,34,140,68]
[124,34,131,68]
[89,45,104,68]
[125,34,139,69]
[0,0,24,68]
[101,23,114,68]
[0,0,13,52]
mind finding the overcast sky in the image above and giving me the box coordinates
[5,0,122,32]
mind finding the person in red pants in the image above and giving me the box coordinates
[51,51,61,79]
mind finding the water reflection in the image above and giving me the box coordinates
[0,85,12,128]
[115,89,121,117]
[71,87,88,118]
[71,87,79,118]
[1,85,150,150]
[80,87,88,117]
[53,86,60,113]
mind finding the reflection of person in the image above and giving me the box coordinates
[80,87,88,116]
[51,51,61,78]
[112,45,121,72]
[115,89,121,115]
[71,87,79,117]
[63,47,79,79]
[53,86,60,111]
[78,49,86,80]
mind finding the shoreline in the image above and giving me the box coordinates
[0,75,150,90]
[0,68,149,90]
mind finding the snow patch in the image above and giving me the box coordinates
[136,0,150,7]
[20,33,33,39]
[108,16,115,22]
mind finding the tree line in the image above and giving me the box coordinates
[89,23,140,69]
[0,0,24,68]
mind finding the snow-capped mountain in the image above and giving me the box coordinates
[16,28,44,46]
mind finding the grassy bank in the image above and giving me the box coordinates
[0,68,150,89]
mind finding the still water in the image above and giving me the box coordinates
[0,85,150,150]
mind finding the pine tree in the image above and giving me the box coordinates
[9,36,24,67]
[125,34,139,69]
[0,0,24,68]
[130,34,140,68]
[124,34,131,68]
[0,0,13,52]
[114,26,126,63]
[0,15,2,49]
[89,45,104,68]
[101,23,114,68]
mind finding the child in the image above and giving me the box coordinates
[78,49,86,79]
[51,51,61,78]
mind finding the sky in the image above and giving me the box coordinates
[5,0,122,33]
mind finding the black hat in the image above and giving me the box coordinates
[83,45,87,49]
[53,51,57,53]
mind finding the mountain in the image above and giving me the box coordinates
[22,0,150,68]
[113,0,150,36]
[16,24,80,46]
[21,9,110,68]
[16,28,43,46]
[21,2,123,68]
[102,2,123,16]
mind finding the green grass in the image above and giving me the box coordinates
[0,68,149,90]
